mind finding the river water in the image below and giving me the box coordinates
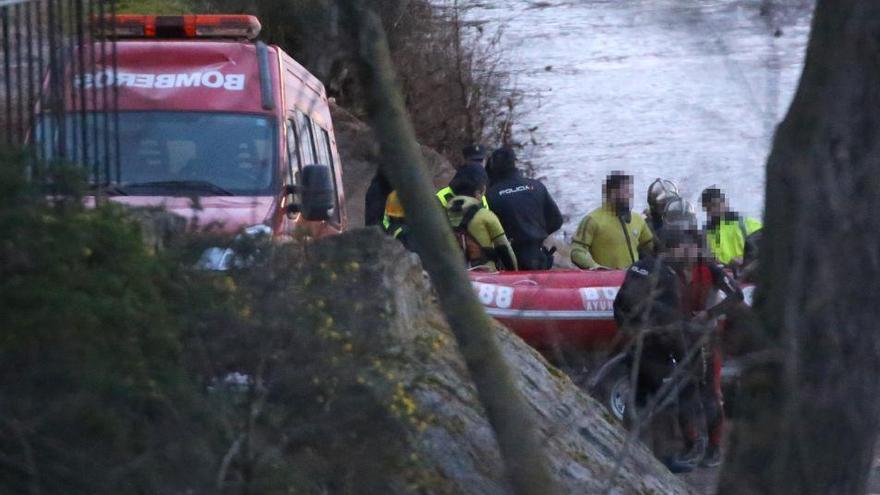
[466,0,813,234]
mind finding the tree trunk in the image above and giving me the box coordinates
[718,1,880,493]
[337,3,560,494]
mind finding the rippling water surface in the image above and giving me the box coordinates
[466,0,812,233]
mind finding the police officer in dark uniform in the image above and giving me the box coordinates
[485,147,563,270]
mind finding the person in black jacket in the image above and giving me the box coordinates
[613,226,743,471]
[364,170,393,227]
[485,147,563,270]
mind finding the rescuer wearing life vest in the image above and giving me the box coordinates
[613,219,743,472]
[485,147,563,270]
[437,144,490,209]
[700,187,762,275]
[571,172,654,269]
[445,169,517,271]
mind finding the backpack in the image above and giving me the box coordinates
[451,204,493,267]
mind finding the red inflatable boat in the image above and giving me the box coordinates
[468,269,627,352]
[471,268,756,420]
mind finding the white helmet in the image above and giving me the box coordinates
[662,197,697,230]
[647,178,680,215]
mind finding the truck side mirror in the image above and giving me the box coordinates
[300,164,335,221]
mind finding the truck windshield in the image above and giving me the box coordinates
[35,112,277,196]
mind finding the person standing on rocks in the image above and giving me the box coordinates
[613,223,742,471]
[485,147,563,270]
[571,172,653,269]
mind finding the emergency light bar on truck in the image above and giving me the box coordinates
[94,15,261,40]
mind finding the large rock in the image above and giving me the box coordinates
[332,103,454,228]
[304,228,693,494]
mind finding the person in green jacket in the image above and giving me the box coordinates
[445,171,517,271]
[700,187,762,269]
[571,172,654,270]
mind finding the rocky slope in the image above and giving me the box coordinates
[305,228,693,494]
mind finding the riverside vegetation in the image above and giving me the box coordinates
[0,153,693,494]
[0,153,445,493]
[0,2,688,493]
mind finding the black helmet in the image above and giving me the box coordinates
[450,163,488,196]
[451,163,488,188]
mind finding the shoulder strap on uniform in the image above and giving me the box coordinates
[455,204,482,231]
[453,205,493,267]
[738,217,748,239]
[617,215,636,264]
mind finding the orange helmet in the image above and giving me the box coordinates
[385,191,405,218]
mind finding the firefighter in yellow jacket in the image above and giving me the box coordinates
[700,187,762,267]
[571,172,654,269]
[445,170,517,271]
[382,190,411,249]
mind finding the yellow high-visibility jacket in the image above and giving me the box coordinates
[706,215,762,264]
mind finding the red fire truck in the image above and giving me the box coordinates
[35,14,344,238]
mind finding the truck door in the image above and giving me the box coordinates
[288,111,341,237]
[280,119,301,237]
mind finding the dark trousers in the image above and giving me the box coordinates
[513,242,549,271]
[677,343,724,449]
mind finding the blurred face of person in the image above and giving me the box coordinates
[668,238,701,265]
[703,195,727,220]
[608,180,633,211]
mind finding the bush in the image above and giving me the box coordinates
[0,153,427,493]
[0,153,216,494]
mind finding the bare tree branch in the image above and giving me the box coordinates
[337,2,560,493]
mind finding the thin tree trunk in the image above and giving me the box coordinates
[337,3,559,494]
[718,1,880,493]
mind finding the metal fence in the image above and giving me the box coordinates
[0,0,118,183]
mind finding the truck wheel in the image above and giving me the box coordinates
[597,366,631,423]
